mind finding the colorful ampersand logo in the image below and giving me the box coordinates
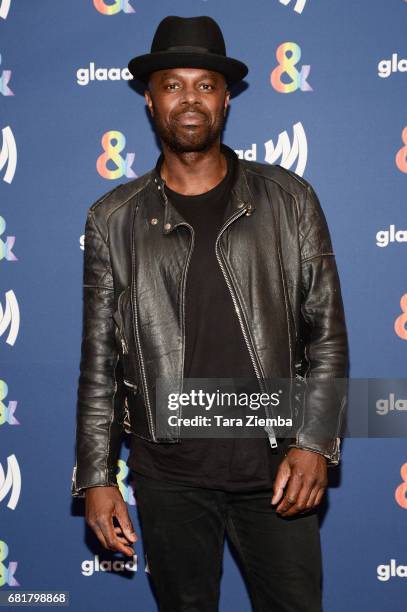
[270,42,312,93]
[395,463,407,508]
[394,294,407,340]
[0,540,19,587]
[117,459,136,505]
[93,0,135,14]
[96,131,137,180]
[395,126,407,173]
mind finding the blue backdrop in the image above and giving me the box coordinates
[1,1,406,610]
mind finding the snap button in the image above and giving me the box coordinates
[164,222,171,230]
[154,178,158,183]
[237,202,245,208]
[157,185,161,190]
[150,218,158,225]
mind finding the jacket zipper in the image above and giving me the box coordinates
[117,289,129,355]
[214,202,278,448]
[131,210,156,440]
[179,222,195,404]
[161,186,196,435]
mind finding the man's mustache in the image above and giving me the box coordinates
[174,109,207,119]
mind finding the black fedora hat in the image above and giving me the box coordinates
[127,15,248,87]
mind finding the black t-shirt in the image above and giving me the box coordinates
[127,147,289,490]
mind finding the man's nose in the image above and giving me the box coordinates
[180,85,201,106]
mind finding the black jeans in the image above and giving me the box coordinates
[132,471,322,612]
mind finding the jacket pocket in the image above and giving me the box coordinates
[113,286,139,390]
[123,385,152,440]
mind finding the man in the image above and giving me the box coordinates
[71,15,349,612]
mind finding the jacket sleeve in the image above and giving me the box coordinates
[71,202,125,498]
[288,183,349,465]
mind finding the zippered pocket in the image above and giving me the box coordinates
[113,286,139,390]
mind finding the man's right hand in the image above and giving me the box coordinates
[85,486,138,556]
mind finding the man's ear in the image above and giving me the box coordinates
[224,91,231,116]
[144,90,154,116]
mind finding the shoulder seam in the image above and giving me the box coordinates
[106,173,153,224]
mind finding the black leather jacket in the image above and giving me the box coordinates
[71,144,349,498]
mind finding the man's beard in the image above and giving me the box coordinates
[151,103,225,153]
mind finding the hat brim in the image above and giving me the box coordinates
[127,51,248,87]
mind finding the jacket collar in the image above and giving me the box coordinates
[151,143,255,234]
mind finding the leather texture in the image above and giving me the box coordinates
[71,144,349,498]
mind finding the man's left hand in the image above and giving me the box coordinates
[271,447,328,517]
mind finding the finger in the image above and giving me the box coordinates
[92,524,109,550]
[314,487,326,507]
[299,484,327,514]
[276,472,303,515]
[271,459,291,505]
[97,516,135,556]
[114,505,138,543]
[301,485,320,512]
[113,526,133,543]
[282,482,315,517]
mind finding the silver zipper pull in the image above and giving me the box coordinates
[265,428,278,448]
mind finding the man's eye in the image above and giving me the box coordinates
[165,83,179,90]
[200,83,214,90]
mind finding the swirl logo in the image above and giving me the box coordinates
[0,454,21,511]
[264,121,307,176]
[0,289,20,346]
[0,126,17,184]
[0,0,11,20]
[279,0,307,14]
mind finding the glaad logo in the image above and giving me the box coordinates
[376,394,407,415]
[378,54,407,79]
[0,0,11,20]
[0,379,18,426]
[0,540,19,587]
[0,289,20,345]
[77,63,133,86]
[279,0,307,14]
[93,0,135,15]
[395,126,407,173]
[0,126,17,184]
[377,560,407,581]
[0,454,21,510]
[234,123,307,176]
[271,42,312,93]
[376,225,407,247]
[97,131,137,180]
[395,462,407,508]
[0,216,17,261]
[265,121,307,176]
[0,54,13,96]
[81,554,137,576]
[394,294,407,340]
